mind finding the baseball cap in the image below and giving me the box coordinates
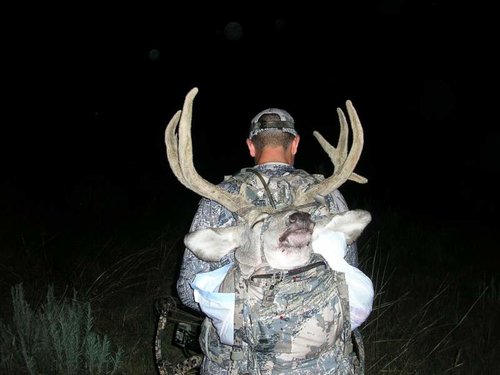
[249,108,297,139]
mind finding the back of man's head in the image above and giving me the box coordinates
[249,108,297,150]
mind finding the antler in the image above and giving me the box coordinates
[294,100,367,206]
[166,88,367,215]
[165,87,255,216]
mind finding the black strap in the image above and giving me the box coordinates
[243,168,277,209]
[250,261,327,281]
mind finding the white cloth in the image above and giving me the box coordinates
[312,231,374,330]
[190,262,235,345]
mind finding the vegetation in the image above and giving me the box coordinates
[0,284,123,374]
[0,187,497,374]
[360,212,498,374]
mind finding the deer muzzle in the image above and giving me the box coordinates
[279,212,315,248]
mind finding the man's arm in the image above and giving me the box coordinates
[176,197,237,311]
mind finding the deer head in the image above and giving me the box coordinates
[165,88,371,278]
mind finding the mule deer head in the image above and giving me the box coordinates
[165,88,371,278]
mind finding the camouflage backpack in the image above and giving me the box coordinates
[199,167,363,374]
[222,253,361,375]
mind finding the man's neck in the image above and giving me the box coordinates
[255,149,293,165]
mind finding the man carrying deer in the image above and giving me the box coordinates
[166,87,374,374]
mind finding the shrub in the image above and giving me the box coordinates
[0,283,123,374]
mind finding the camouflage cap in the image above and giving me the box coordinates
[249,108,297,139]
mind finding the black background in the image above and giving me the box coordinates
[2,2,498,250]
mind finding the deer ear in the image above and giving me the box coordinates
[184,226,246,262]
[316,209,372,244]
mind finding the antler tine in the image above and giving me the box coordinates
[313,106,367,184]
[294,100,367,206]
[165,87,253,216]
[165,110,190,187]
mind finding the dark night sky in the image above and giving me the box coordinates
[2,3,499,239]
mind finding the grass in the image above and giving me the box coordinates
[357,205,499,374]
[0,196,498,374]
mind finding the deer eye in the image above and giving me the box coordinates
[250,213,269,229]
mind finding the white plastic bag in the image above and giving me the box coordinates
[190,262,235,345]
[312,230,374,330]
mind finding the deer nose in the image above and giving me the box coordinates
[289,212,312,225]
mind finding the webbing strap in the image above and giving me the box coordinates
[250,261,326,281]
[242,168,277,209]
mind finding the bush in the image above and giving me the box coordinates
[0,283,123,374]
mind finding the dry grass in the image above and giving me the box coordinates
[357,215,499,374]
[1,206,498,374]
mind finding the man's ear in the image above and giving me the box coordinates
[246,139,256,157]
[291,135,300,156]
